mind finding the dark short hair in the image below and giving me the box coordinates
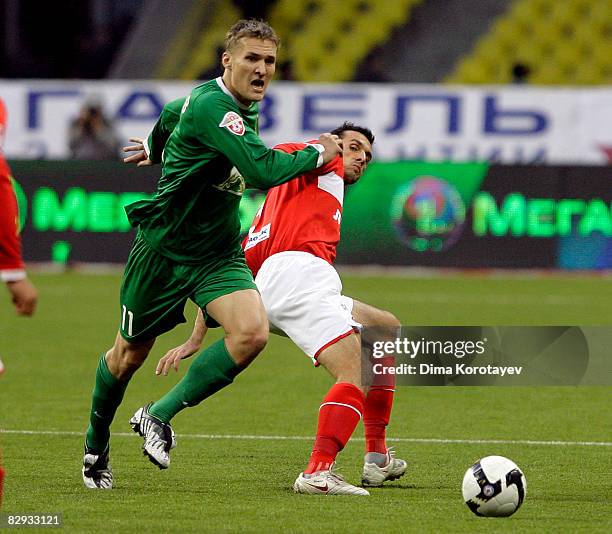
[224,19,280,51]
[330,121,375,145]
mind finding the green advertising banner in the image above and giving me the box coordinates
[339,163,611,269]
[9,161,266,264]
[9,160,612,268]
[339,161,488,263]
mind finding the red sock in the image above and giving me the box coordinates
[0,466,4,507]
[304,383,365,474]
[364,386,395,454]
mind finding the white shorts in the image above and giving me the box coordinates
[255,251,362,364]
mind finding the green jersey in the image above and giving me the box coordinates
[145,97,183,164]
[126,78,322,264]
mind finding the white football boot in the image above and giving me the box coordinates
[293,463,369,495]
[129,403,176,469]
[82,445,113,489]
[362,447,407,487]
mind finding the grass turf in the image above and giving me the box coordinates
[1,272,611,532]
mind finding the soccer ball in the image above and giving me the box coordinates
[462,455,527,517]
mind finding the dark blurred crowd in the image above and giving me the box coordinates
[0,0,142,78]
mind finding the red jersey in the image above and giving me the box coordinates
[243,141,345,277]
[0,98,25,280]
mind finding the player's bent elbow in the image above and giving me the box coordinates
[243,173,274,191]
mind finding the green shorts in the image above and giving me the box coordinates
[119,234,257,342]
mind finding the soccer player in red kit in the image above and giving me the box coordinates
[158,122,406,495]
[0,97,38,506]
[0,99,37,318]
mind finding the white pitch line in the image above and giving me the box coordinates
[0,429,610,447]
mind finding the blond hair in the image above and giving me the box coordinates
[224,19,280,52]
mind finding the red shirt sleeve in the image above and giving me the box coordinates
[0,98,26,281]
[0,97,7,147]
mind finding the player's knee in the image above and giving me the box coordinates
[243,326,268,355]
[335,370,366,393]
[108,342,150,380]
[319,346,364,390]
[229,323,268,363]
[118,356,143,379]
[383,310,401,328]
[341,356,363,387]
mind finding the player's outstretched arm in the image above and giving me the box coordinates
[194,94,341,189]
[225,130,341,189]
[156,308,208,375]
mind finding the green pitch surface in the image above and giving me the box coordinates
[1,272,611,533]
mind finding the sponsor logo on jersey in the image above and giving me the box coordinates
[219,111,245,136]
[244,223,271,251]
[333,208,342,224]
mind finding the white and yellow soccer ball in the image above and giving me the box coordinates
[462,455,527,517]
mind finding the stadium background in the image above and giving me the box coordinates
[1,1,611,532]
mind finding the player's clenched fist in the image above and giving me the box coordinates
[318,133,343,165]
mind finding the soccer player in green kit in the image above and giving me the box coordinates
[82,19,341,489]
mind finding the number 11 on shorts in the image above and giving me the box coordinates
[121,305,134,336]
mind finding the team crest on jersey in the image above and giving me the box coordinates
[219,111,245,136]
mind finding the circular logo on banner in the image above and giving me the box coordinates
[390,176,466,252]
[10,176,27,232]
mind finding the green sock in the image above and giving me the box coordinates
[149,339,241,423]
[85,354,129,452]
